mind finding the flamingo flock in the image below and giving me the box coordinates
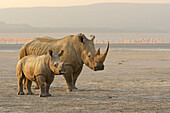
[94,38,170,44]
[0,38,30,44]
[0,37,170,44]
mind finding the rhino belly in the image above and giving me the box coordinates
[22,61,37,81]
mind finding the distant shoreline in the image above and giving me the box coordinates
[0,43,170,52]
[0,33,170,44]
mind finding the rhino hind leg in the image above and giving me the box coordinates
[34,81,39,89]
[17,73,25,95]
[25,79,34,95]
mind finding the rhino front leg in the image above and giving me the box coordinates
[25,79,34,95]
[63,66,74,92]
[36,74,48,97]
[72,65,83,91]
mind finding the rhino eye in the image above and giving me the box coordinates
[54,63,58,67]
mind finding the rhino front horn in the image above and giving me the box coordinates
[98,42,109,63]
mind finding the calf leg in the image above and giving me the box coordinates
[25,79,33,95]
[45,83,51,96]
[17,70,25,95]
[24,78,26,89]
[17,77,25,95]
[36,74,48,97]
[24,78,39,89]
[45,76,54,96]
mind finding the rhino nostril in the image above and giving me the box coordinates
[94,67,97,71]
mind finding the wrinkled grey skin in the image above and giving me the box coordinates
[16,50,65,97]
[19,33,109,92]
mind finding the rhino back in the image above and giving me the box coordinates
[19,37,56,59]
[20,37,68,58]
[19,35,83,69]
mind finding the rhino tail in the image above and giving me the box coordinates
[19,46,27,60]
[19,38,35,60]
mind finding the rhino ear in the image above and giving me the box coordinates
[58,50,64,57]
[90,35,95,41]
[78,35,84,43]
[49,50,53,56]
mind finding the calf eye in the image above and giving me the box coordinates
[88,55,91,57]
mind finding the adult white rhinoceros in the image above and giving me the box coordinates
[19,33,109,92]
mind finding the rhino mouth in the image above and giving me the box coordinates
[59,70,66,74]
[94,65,104,71]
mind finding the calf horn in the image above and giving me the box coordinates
[97,42,109,63]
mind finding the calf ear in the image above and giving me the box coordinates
[58,50,64,57]
[49,50,53,56]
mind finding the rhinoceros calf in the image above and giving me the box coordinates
[16,50,65,97]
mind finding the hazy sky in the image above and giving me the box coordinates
[1,0,170,8]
